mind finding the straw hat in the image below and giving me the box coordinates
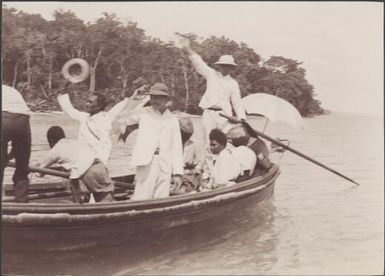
[145,83,171,97]
[215,55,237,66]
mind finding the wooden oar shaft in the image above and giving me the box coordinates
[3,191,72,202]
[220,114,360,186]
[7,161,70,178]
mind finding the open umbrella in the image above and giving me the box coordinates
[241,93,305,129]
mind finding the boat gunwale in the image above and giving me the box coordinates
[2,165,280,215]
[2,178,278,226]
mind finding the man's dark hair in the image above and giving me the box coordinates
[47,126,65,146]
[94,93,108,110]
[209,128,227,147]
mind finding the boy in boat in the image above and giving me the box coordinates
[177,34,246,145]
[35,126,115,203]
[1,84,32,203]
[57,84,141,165]
[200,128,242,190]
[226,125,257,181]
[120,83,184,200]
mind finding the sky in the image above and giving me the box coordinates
[4,1,384,115]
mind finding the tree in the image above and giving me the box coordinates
[1,7,324,116]
[83,13,127,92]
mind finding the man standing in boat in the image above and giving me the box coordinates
[1,84,32,203]
[121,83,184,200]
[176,34,246,145]
[57,84,139,165]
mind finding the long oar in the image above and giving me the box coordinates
[7,161,70,178]
[220,114,360,186]
[6,161,84,202]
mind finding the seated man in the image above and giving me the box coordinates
[201,128,242,190]
[179,117,200,173]
[248,137,272,176]
[173,117,202,192]
[226,125,257,182]
[35,126,115,203]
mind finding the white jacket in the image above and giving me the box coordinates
[189,53,246,120]
[57,94,129,164]
[127,106,184,175]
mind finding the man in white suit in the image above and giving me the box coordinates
[177,35,246,145]
[57,86,140,165]
[123,83,184,200]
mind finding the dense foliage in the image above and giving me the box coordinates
[2,6,324,116]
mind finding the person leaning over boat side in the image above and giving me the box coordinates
[201,128,242,191]
[34,126,115,203]
[177,35,246,145]
[121,83,184,200]
[56,84,137,165]
[226,125,257,182]
[1,84,32,203]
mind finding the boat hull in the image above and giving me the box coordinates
[2,165,279,252]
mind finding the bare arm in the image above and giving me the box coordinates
[34,147,61,177]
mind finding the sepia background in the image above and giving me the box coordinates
[2,1,383,275]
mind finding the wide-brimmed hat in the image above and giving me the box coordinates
[144,83,171,97]
[215,55,237,66]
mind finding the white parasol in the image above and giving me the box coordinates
[241,93,305,129]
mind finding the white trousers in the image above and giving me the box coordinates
[202,109,233,145]
[131,155,171,200]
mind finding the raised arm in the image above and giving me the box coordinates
[177,34,213,79]
[108,86,151,121]
[57,94,88,121]
[107,98,130,121]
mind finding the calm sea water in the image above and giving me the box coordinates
[2,113,384,275]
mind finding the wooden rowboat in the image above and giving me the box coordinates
[2,164,280,252]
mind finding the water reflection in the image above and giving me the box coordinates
[3,200,278,275]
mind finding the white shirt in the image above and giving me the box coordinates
[39,139,96,179]
[57,94,129,165]
[211,147,242,186]
[231,145,257,176]
[124,106,184,175]
[189,53,246,120]
[2,84,30,115]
